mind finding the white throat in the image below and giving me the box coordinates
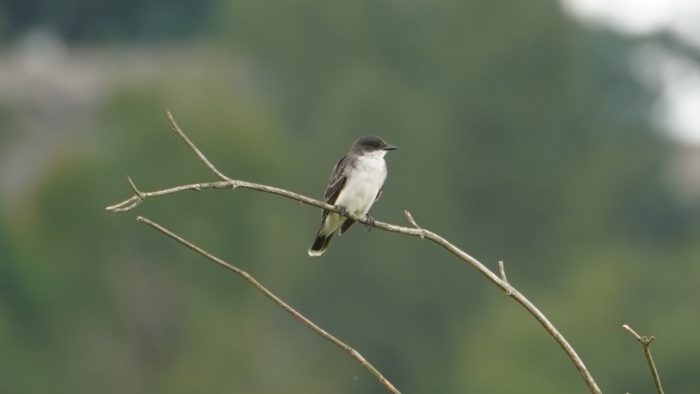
[364,149,387,159]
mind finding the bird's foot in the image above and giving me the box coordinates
[337,206,350,217]
[364,214,376,231]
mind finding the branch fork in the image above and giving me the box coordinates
[403,210,426,238]
[498,260,513,296]
[623,324,664,394]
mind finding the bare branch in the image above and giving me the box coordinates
[498,260,507,282]
[127,176,144,198]
[403,210,425,238]
[498,260,513,296]
[623,324,665,394]
[107,112,602,394]
[137,216,401,394]
[106,181,234,212]
[106,194,141,212]
[166,111,232,182]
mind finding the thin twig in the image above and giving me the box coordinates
[137,216,401,394]
[127,176,143,197]
[403,210,425,238]
[107,112,602,394]
[166,111,232,182]
[623,324,665,394]
[106,180,232,212]
[498,260,513,296]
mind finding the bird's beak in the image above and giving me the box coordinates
[384,144,398,151]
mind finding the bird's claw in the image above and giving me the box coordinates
[364,214,376,231]
[338,206,350,217]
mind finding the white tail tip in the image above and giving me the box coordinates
[307,249,325,257]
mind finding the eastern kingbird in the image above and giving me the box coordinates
[308,136,398,256]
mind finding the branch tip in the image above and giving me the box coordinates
[166,111,231,182]
[105,195,141,212]
[623,324,643,343]
[623,323,664,394]
[127,176,144,197]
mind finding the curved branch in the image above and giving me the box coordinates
[623,324,665,394]
[137,216,400,394]
[107,111,602,394]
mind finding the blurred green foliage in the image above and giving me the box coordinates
[0,0,214,42]
[1,0,699,393]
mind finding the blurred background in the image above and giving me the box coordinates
[1,0,699,392]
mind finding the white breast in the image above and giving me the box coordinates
[335,152,387,216]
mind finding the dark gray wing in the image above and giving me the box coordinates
[319,154,349,223]
[324,154,349,204]
[375,187,383,202]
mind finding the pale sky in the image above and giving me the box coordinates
[562,0,700,144]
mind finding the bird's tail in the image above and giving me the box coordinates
[308,232,334,257]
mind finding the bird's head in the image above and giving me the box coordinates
[352,136,398,156]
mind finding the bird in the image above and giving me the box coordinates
[308,135,398,256]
